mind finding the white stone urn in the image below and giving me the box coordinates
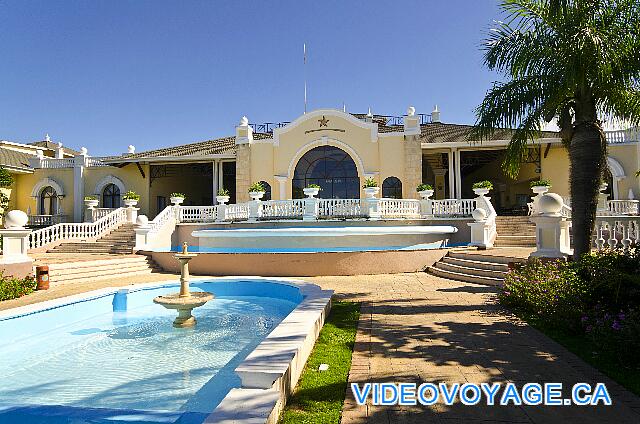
[170,196,185,206]
[124,199,139,208]
[248,191,265,201]
[471,208,488,222]
[363,187,380,199]
[4,210,28,229]
[84,198,99,208]
[531,185,551,195]
[418,189,434,200]
[303,187,320,198]
[472,187,491,196]
[216,195,230,204]
[538,193,564,216]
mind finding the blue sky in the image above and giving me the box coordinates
[0,0,502,155]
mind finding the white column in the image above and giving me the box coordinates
[73,155,86,222]
[454,150,462,199]
[275,175,287,200]
[448,149,455,199]
[212,160,218,205]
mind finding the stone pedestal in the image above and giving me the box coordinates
[468,208,494,249]
[529,193,573,259]
[126,206,139,223]
[0,210,33,277]
[303,198,318,221]
[134,215,151,250]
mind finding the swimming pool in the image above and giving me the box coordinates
[0,280,304,424]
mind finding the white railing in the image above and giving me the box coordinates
[594,217,640,250]
[225,203,249,221]
[27,214,69,227]
[260,199,305,219]
[38,157,75,169]
[178,205,219,223]
[85,157,112,167]
[605,128,639,144]
[29,207,127,249]
[604,200,639,216]
[379,199,421,219]
[91,208,117,221]
[431,199,476,217]
[317,199,363,218]
[149,205,176,232]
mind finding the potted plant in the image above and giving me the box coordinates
[122,190,140,207]
[417,183,434,199]
[362,178,380,198]
[216,188,230,204]
[170,192,186,205]
[303,184,321,198]
[530,179,551,195]
[472,180,493,196]
[248,182,265,201]
[84,195,99,208]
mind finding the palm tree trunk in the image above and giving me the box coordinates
[569,120,606,259]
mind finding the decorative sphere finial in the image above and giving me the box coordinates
[407,106,416,116]
[80,146,88,155]
[239,116,249,126]
[127,145,135,154]
[4,210,28,229]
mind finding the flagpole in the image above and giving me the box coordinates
[303,43,307,114]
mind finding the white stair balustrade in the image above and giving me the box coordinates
[378,199,421,219]
[27,214,69,227]
[92,208,117,221]
[178,206,219,223]
[594,217,640,250]
[431,199,476,217]
[29,207,128,250]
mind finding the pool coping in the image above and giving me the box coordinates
[0,276,333,424]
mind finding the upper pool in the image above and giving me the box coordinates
[0,280,302,424]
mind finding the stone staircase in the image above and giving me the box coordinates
[37,255,163,286]
[494,216,537,247]
[47,223,136,254]
[428,250,524,286]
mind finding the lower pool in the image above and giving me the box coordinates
[0,280,301,424]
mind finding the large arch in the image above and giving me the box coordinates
[292,145,360,199]
[31,177,64,198]
[94,175,126,197]
[287,137,365,180]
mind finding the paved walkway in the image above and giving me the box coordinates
[2,266,639,422]
[307,273,640,423]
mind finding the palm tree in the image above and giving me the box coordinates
[472,0,640,258]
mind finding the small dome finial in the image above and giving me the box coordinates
[45,133,51,142]
[80,146,88,155]
[407,106,416,117]
[239,116,249,126]
[127,145,135,154]
[366,107,373,118]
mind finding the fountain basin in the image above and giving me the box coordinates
[153,291,214,327]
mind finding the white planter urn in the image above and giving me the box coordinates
[124,199,139,208]
[531,185,551,195]
[363,187,380,199]
[216,195,230,205]
[418,189,434,200]
[472,188,491,197]
[249,191,265,201]
[84,199,99,208]
[303,187,320,198]
[170,196,185,206]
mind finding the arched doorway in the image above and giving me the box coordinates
[102,183,121,208]
[382,177,402,199]
[259,181,272,201]
[292,145,360,199]
[39,186,58,215]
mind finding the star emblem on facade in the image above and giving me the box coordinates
[318,116,329,127]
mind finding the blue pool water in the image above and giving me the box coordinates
[0,280,301,424]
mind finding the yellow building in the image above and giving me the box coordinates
[1,107,639,224]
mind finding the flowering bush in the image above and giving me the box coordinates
[472,180,493,190]
[581,307,640,363]
[0,273,36,301]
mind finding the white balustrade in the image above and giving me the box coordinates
[378,199,421,219]
[29,207,127,249]
[605,200,639,216]
[179,206,219,223]
[594,217,640,250]
[317,199,363,218]
[85,157,112,167]
[149,205,177,232]
[431,199,476,217]
[91,208,117,221]
[38,157,75,169]
[605,129,640,144]
[260,199,305,219]
[225,203,249,221]
[27,214,69,227]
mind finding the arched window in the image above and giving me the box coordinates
[259,181,272,201]
[102,183,121,208]
[292,145,359,199]
[382,177,403,199]
[39,186,58,215]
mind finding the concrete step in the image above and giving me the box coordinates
[441,255,509,272]
[428,265,503,286]
[448,251,521,265]
[427,250,528,286]
[433,261,507,279]
[494,235,537,247]
[46,256,162,285]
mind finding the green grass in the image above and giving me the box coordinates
[279,301,360,424]
[523,316,640,396]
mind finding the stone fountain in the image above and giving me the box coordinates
[153,242,213,328]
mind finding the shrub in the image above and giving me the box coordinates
[84,195,98,201]
[417,183,433,192]
[217,188,230,197]
[248,182,265,193]
[581,306,640,364]
[472,180,493,190]
[122,190,140,201]
[530,179,551,188]
[362,178,378,188]
[0,167,14,188]
[305,184,321,190]
[0,273,37,301]
[170,192,186,198]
